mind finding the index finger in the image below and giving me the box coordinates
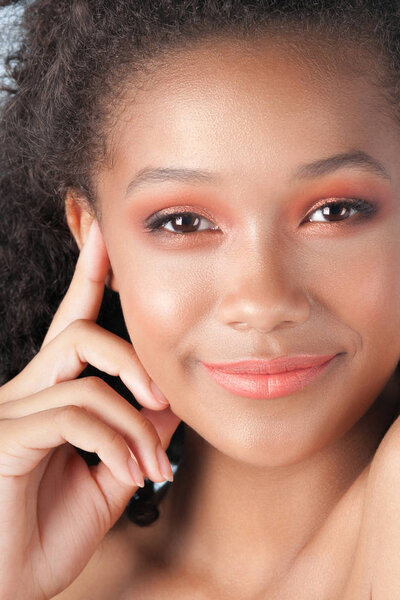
[41,219,110,349]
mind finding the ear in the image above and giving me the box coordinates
[64,188,95,250]
[64,188,119,292]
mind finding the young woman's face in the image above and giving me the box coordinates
[94,37,400,466]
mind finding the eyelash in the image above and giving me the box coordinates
[144,198,377,235]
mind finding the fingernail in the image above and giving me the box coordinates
[150,380,169,405]
[127,456,145,487]
[156,444,174,482]
[105,268,112,288]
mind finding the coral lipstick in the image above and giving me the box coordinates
[201,354,338,399]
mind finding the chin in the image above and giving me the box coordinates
[185,417,330,469]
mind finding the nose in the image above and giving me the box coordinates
[216,235,311,334]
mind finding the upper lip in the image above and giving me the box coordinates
[201,354,338,374]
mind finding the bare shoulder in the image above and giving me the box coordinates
[343,414,400,600]
[367,414,400,599]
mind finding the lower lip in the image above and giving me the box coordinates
[201,356,337,400]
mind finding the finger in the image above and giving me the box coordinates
[140,405,182,450]
[41,219,110,349]
[0,404,138,487]
[0,377,171,483]
[3,319,169,412]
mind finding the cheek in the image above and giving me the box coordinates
[353,250,400,352]
[108,226,400,466]
[116,249,212,380]
[308,228,400,367]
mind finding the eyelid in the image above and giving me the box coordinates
[147,204,215,220]
[144,205,218,229]
[302,197,375,222]
[144,196,377,234]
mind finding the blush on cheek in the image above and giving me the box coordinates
[118,248,213,347]
[118,282,186,365]
[336,242,400,360]
[359,268,400,354]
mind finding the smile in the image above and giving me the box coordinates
[201,355,338,400]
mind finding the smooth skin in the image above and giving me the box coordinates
[0,219,181,600]
[62,36,400,599]
[3,33,400,600]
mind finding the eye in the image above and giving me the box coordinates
[303,198,377,224]
[145,211,218,234]
[144,198,378,237]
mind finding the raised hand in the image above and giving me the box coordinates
[0,219,181,600]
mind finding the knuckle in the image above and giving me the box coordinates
[103,427,125,451]
[137,413,160,444]
[55,404,82,426]
[78,375,108,395]
[66,318,93,336]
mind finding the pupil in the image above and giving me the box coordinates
[181,215,193,226]
[323,204,347,221]
[174,214,199,232]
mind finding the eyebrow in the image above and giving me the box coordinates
[292,150,390,181]
[125,150,390,197]
[126,166,221,196]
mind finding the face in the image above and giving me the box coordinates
[86,36,400,467]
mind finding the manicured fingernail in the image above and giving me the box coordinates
[127,456,145,487]
[156,444,174,482]
[150,380,169,405]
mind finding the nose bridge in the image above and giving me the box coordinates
[217,227,311,332]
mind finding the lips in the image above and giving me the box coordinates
[201,354,338,400]
[201,354,338,374]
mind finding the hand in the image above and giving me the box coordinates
[0,219,181,600]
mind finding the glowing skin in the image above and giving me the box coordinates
[66,37,400,597]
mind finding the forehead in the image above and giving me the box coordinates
[103,35,395,187]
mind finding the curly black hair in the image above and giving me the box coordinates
[1,0,400,527]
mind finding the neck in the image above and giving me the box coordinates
[157,370,400,592]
